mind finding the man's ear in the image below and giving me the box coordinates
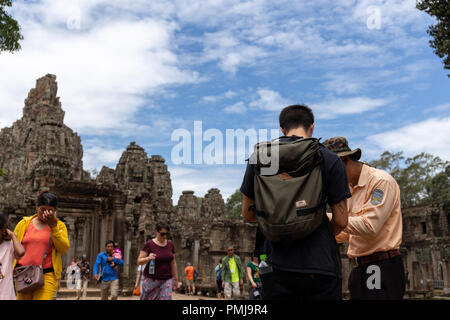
[280,127,287,136]
[309,123,315,136]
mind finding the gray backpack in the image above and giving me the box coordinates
[249,137,326,243]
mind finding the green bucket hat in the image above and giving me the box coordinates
[322,137,361,160]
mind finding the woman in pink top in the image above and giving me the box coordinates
[0,212,25,300]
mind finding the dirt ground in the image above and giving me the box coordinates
[57,292,221,300]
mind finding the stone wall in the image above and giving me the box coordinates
[401,201,450,296]
[173,189,256,292]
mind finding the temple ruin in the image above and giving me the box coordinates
[0,74,256,295]
[0,74,448,298]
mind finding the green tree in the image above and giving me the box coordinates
[226,189,243,220]
[0,0,23,53]
[367,151,404,181]
[417,0,450,77]
[369,151,448,207]
[0,168,6,176]
[425,163,450,202]
[400,153,447,207]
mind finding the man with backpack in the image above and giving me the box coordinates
[241,104,351,300]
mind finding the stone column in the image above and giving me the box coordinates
[443,261,450,293]
[75,217,86,259]
[99,213,107,251]
[113,194,126,249]
[64,216,76,269]
[90,209,101,280]
[123,213,134,280]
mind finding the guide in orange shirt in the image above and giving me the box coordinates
[323,137,406,300]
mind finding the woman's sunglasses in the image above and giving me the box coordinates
[159,232,169,236]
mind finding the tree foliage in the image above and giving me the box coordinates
[0,0,23,53]
[0,168,6,177]
[417,0,450,77]
[226,189,243,219]
[368,151,449,208]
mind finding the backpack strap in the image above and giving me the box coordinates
[286,145,323,177]
[318,146,328,206]
[296,203,326,216]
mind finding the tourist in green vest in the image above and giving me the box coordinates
[221,245,243,299]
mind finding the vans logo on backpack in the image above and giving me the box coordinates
[295,200,308,209]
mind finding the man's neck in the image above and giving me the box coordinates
[349,161,363,187]
[286,128,311,138]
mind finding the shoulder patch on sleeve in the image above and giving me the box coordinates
[370,188,384,205]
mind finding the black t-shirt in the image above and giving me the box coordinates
[240,136,351,278]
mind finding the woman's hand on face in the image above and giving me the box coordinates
[44,210,58,228]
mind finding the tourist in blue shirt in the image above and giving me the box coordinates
[94,240,124,300]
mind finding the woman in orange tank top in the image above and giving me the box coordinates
[14,191,70,300]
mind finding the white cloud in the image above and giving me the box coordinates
[311,97,391,120]
[424,103,450,114]
[169,165,245,203]
[249,89,292,112]
[366,117,450,161]
[352,0,427,29]
[323,73,367,94]
[202,90,237,103]
[1,4,199,135]
[83,145,124,171]
[202,30,267,73]
[224,101,247,114]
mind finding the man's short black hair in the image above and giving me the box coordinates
[105,240,115,247]
[279,104,314,133]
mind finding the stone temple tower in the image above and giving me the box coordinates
[0,74,86,210]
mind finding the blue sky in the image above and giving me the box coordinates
[1,0,449,203]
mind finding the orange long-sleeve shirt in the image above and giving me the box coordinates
[335,164,403,258]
